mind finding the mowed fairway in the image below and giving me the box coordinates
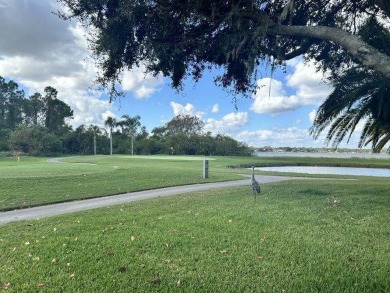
[1,154,389,212]
[0,155,244,211]
[0,177,389,292]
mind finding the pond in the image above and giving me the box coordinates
[255,166,390,177]
[256,151,390,159]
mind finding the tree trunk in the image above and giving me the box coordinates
[271,24,390,78]
[110,128,113,155]
[131,136,134,155]
[93,133,97,155]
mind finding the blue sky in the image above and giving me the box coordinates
[0,0,363,148]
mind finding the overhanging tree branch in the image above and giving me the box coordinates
[269,24,390,78]
[58,0,390,86]
[375,0,390,17]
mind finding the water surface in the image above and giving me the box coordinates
[256,152,389,159]
[256,166,390,177]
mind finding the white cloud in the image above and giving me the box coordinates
[234,125,370,149]
[66,96,114,127]
[122,65,164,99]
[251,78,300,114]
[286,61,333,104]
[0,0,116,128]
[236,127,312,147]
[170,102,205,118]
[309,110,317,123]
[250,61,333,115]
[168,102,249,137]
[211,104,219,113]
[169,103,248,136]
[171,102,195,116]
[204,112,248,135]
[0,0,75,58]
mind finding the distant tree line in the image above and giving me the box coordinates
[0,77,252,157]
[256,146,378,153]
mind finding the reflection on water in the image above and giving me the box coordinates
[256,152,390,159]
[256,166,390,177]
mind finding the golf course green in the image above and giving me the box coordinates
[0,154,389,292]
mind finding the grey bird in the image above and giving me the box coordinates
[250,166,261,201]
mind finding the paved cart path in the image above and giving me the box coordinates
[0,175,315,225]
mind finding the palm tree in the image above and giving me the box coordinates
[310,68,390,152]
[310,17,390,153]
[104,116,116,155]
[88,124,106,155]
[117,114,141,155]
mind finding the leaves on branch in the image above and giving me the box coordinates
[58,0,390,97]
[310,17,390,152]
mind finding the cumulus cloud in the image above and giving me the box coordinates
[170,102,205,118]
[309,110,317,124]
[0,0,74,59]
[211,104,219,113]
[236,127,312,147]
[0,0,115,127]
[250,61,333,115]
[169,101,247,136]
[233,125,366,148]
[204,112,248,135]
[251,78,300,114]
[0,0,162,128]
[122,66,164,99]
[286,61,333,104]
[171,102,195,116]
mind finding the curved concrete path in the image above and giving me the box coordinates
[0,175,305,225]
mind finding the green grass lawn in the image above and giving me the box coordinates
[1,177,389,292]
[1,154,389,211]
[0,155,241,211]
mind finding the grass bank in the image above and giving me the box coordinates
[0,177,389,292]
